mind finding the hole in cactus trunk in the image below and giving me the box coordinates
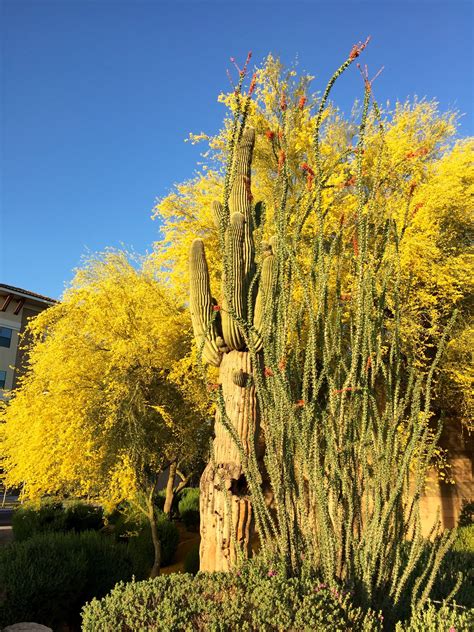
[230,474,249,497]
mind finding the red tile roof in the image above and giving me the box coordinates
[0,284,58,304]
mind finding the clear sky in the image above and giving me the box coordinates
[1,0,472,299]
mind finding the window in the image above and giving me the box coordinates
[0,327,12,348]
[0,370,6,389]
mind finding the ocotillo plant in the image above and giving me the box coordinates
[189,46,457,620]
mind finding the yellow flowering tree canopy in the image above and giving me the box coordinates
[0,251,210,509]
[152,55,473,430]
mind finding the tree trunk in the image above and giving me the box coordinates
[163,461,177,516]
[147,496,162,578]
[200,350,260,571]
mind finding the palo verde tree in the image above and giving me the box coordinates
[154,56,473,436]
[0,251,210,577]
[162,44,471,622]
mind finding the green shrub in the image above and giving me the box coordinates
[178,487,200,530]
[453,524,474,553]
[0,530,134,629]
[12,500,103,541]
[64,501,104,532]
[395,600,473,631]
[155,489,167,512]
[458,500,474,527]
[127,515,179,576]
[427,526,474,610]
[183,543,200,575]
[12,500,66,540]
[82,564,379,631]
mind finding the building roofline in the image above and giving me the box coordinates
[0,284,58,305]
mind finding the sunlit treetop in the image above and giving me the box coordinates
[152,53,472,430]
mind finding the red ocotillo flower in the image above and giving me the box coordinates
[344,175,357,188]
[298,95,307,109]
[278,358,287,371]
[301,162,315,190]
[280,93,287,111]
[301,162,315,176]
[248,73,257,96]
[278,150,286,173]
[295,399,305,408]
[349,36,371,60]
[352,235,359,257]
[264,367,274,377]
[406,147,429,159]
[265,129,275,141]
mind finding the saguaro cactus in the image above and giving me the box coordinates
[189,127,272,571]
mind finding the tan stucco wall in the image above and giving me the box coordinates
[0,292,47,395]
[419,423,473,534]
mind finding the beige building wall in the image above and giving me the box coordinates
[0,285,56,397]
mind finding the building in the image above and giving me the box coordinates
[0,284,57,394]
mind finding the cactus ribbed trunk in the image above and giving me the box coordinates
[199,350,258,571]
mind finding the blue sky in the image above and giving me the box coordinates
[1,0,472,299]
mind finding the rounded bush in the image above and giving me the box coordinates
[64,501,104,532]
[12,501,66,541]
[0,530,134,629]
[424,525,474,610]
[394,600,473,631]
[178,487,200,530]
[81,567,375,631]
[183,543,200,575]
[127,515,179,576]
[12,500,103,541]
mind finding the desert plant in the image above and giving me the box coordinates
[81,564,380,631]
[395,600,473,631]
[188,46,459,622]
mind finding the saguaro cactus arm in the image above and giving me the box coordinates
[221,212,246,350]
[189,238,222,367]
[254,240,275,351]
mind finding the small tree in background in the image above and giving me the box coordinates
[1,251,210,577]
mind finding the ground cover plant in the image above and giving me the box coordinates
[81,562,473,631]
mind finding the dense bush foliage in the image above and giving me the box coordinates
[106,503,180,573]
[183,543,200,575]
[430,525,474,609]
[82,560,474,631]
[0,530,134,629]
[458,501,474,527]
[178,487,200,529]
[82,567,377,631]
[394,600,473,631]
[12,500,103,541]
[126,516,179,573]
